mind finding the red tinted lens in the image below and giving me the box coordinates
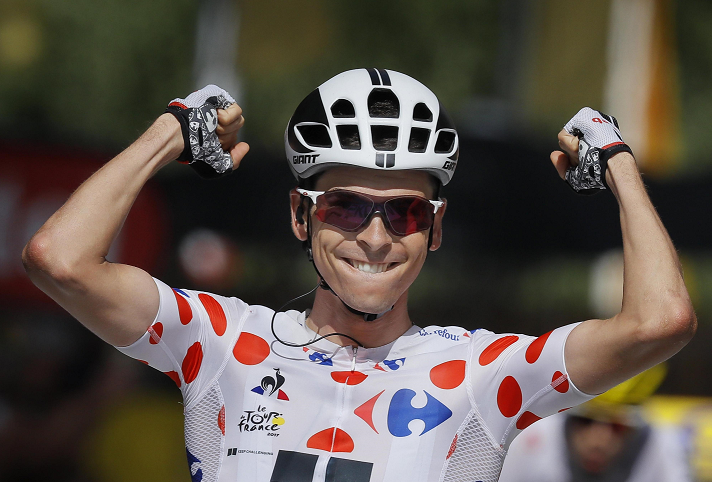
[384,197,434,235]
[610,422,631,435]
[315,191,374,231]
[571,416,631,435]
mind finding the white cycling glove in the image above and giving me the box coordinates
[165,85,236,178]
[563,107,633,194]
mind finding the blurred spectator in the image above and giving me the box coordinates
[499,363,691,482]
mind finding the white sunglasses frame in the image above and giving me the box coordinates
[295,188,444,214]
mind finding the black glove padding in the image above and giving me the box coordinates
[165,85,236,179]
[563,107,634,194]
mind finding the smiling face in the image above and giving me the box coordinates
[290,166,445,315]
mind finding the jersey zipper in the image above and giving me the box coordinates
[314,344,359,481]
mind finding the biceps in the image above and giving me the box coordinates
[564,316,661,395]
[52,262,159,347]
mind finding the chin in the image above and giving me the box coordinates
[339,290,400,315]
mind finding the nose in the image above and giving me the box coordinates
[356,213,392,252]
[584,422,620,447]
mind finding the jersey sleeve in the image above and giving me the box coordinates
[115,277,249,405]
[468,322,595,449]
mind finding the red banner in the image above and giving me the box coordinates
[0,143,168,307]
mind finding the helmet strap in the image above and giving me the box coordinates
[426,179,441,251]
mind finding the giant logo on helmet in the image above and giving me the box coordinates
[293,154,320,165]
[442,161,457,171]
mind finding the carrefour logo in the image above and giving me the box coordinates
[387,389,453,437]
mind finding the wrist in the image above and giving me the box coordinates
[142,114,183,174]
[155,113,184,160]
[605,152,639,196]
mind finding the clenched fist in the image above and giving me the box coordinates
[166,85,249,179]
[551,107,633,194]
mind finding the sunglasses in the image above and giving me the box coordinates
[569,416,631,435]
[296,188,444,237]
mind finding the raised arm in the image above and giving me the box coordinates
[551,108,696,395]
[22,87,248,347]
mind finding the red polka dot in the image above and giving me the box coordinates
[525,330,553,364]
[479,336,519,366]
[164,370,181,387]
[331,371,368,385]
[430,360,466,389]
[497,376,522,417]
[138,360,149,365]
[559,407,572,413]
[148,322,163,344]
[446,435,458,459]
[182,342,203,384]
[199,293,227,336]
[307,427,354,453]
[233,332,270,365]
[173,289,193,325]
[551,371,569,393]
[374,363,386,372]
[218,405,225,435]
[516,411,542,430]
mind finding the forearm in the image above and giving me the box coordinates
[606,153,696,347]
[558,109,695,394]
[22,87,246,345]
[24,114,182,277]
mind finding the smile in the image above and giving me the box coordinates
[345,259,397,274]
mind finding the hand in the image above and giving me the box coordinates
[550,129,580,179]
[550,107,633,194]
[166,85,250,178]
[216,103,249,170]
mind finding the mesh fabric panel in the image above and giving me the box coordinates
[441,410,505,482]
[185,384,225,482]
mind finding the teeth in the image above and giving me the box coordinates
[350,260,389,274]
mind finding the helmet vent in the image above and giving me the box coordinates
[412,103,433,122]
[336,125,361,149]
[331,99,355,118]
[371,125,398,151]
[368,89,400,118]
[434,131,456,154]
[297,124,332,148]
[408,127,430,153]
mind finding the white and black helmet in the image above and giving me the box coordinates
[285,68,459,186]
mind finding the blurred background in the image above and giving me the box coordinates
[1,0,712,480]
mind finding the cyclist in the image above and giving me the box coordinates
[498,364,691,481]
[23,70,695,482]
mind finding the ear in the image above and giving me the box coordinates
[429,198,446,251]
[289,188,309,241]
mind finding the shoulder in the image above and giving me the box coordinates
[470,329,536,360]
[400,324,476,350]
[641,424,690,464]
[165,283,249,317]
[395,325,539,358]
